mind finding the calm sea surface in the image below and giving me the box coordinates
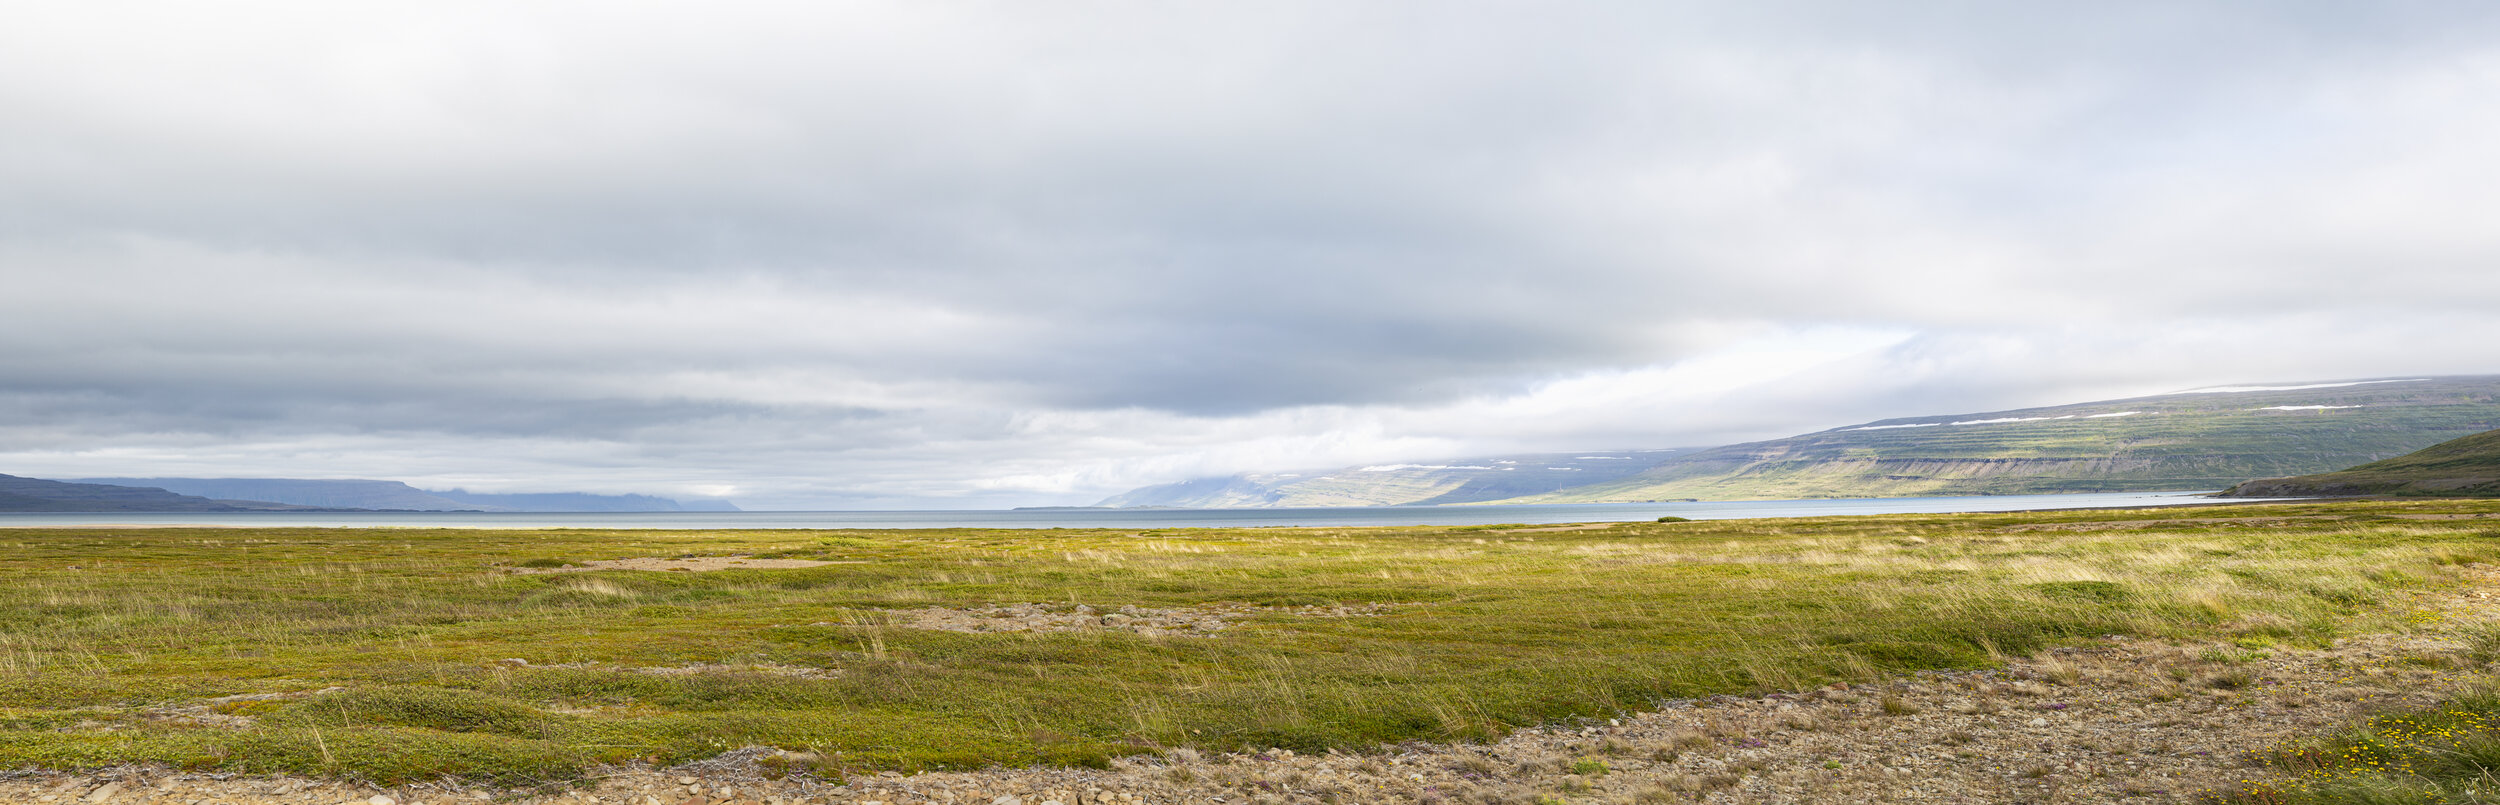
[0,490,2234,529]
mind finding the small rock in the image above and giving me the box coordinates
[83,782,120,803]
[2028,717,2049,727]
[367,796,397,805]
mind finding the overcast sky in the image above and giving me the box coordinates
[5,2,2499,509]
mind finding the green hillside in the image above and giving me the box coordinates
[2222,427,2500,497]
[1498,376,2500,503]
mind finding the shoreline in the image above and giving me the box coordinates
[0,490,2232,530]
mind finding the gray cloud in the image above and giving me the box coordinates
[4,2,2500,507]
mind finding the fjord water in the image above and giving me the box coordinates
[0,490,2227,528]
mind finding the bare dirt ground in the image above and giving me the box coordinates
[13,569,2500,805]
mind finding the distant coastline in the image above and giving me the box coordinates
[0,490,2223,530]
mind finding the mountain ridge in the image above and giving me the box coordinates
[76,478,740,512]
[1100,376,2500,508]
[1096,450,1682,508]
[0,474,325,512]
[1504,376,2499,504]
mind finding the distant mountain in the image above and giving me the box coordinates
[1099,376,2500,507]
[78,478,740,512]
[2222,427,2500,498]
[429,489,742,512]
[0,474,317,512]
[1496,376,2500,503]
[80,478,481,510]
[1096,451,1683,508]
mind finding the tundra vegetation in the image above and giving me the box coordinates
[2211,679,2500,804]
[0,499,2495,787]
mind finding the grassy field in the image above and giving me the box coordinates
[2,499,2497,786]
